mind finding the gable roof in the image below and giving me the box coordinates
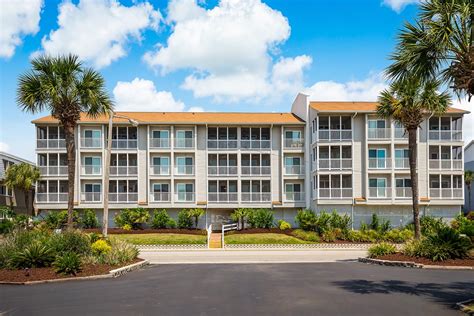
[310,101,468,114]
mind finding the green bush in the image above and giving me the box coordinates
[53,252,82,275]
[321,229,337,242]
[0,206,14,218]
[88,232,101,244]
[44,210,80,229]
[167,218,177,228]
[188,208,205,228]
[420,216,447,236]
[292,229,320,242]
[278,220,291,230]
[48,230,91,256]
[10,242,55,268]
[295,209,318,231]
[151,209,172,229]
[100,238,139,265]
[368,242,397,258]
[368,214,391,234]
[247,209,274,229]
[91,239,112,255]
[81,209,99,229]
[177,209,193,229]
[0,220,14,234]
[451,213,474,239]
[115,208,150,230]
[384,228,414,243]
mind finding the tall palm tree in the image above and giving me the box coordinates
[465,170,474,210]
[17,55,112,229]
[4,163,40,215]
[387,0,473,100]
[377,77,451,239]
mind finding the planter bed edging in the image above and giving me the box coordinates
[225,243,373,249]
[359,257,474,270]
[456,298,474,314]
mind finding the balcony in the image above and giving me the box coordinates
[150,192,171,202]
[394,128,408,140]
[284,192,305,202]
[395,187,412,198]
[318,130,352,142]
[150,138,170,149]
[174,165,194,176]
[284,138,304,149]
[175,192,195,202]
[318,159,352,170]
[81,166,102,175]
[175,138,194,149]
[109,192,138,203]
[430,188,463,199]
[81,138,102,148]
[368,128,391,140]
[39,166,68,176]
[241,192,271,203]
[429,130,462,141]
[368,187,391,198]
[241,166,271,176]
[318,188,352,199]
[36,193,68,203]
[208,166,238,176]
[429,159,463,170]
[284,165,305,175]
[208,192,238,203]
[110,166,138,176]
[37,139,66,149]
[240,140,271,150]
[394,158,409,169]
[207,140,238,150]
[150,165,171,176]
[81,192,102,203]
[368,158,391,169]
[111,139,137,149]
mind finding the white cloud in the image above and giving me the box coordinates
[305,74,388,101]
[382,0,419,13]
[144,0,309,101]
[187,106,205,112]
[0,0,43,58]
[113,78,187,112]
[0,141,10,152]
[39,0,161,68]
[452,98,473,144]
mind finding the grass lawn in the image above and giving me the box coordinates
[225,233,316,244]
[113,233,207,245]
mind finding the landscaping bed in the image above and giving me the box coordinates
[225,233,316,245]
[113,233,207,245]
[84,228,206,235]
[375,253,474,267]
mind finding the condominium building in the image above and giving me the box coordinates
[32,93,467,228]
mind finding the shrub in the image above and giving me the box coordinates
[247,209,274,229]
[53,252,82,275]
[13,214,30,230]
[188,208,205,228]
[420,216,447,236]
[368,214,391,233]
[48,230,91,256]
[278,220,291,230]
[167,218,177,228]
[292,229,320,242]
[321,229,337,242]
[151,209,172,229]
[315,211,331,234]
[122,224,132,231]
[88,232,101,244]
[91,239,112,255]
[44,210,80,229]
[81,209,99,229]
[368,242,396,258]
[177,209,193,229]
[347,230,365,242]
[10,242,55,268]
[451,213,474,239]
[295,209,317,231]
[329,211,351,232]
[0,206,14,218]
[0,220,14,234]
[100,238,139,265]
[115,208,150,230]
[384,228,414,243]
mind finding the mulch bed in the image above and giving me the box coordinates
[376,253,474,267]
[83,228,206,235]
[229,228,295,235]
[0,258,143,283]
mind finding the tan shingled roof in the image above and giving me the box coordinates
[310,101,468,114]
[32,112,305,125]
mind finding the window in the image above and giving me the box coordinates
[85,184,101,193]
[369,148,387,168]
[153,130,169,139]
[396,178,411,188]
[176,156,193,174]
[369,178,387,197]
[153,183,169,193]
[153,156,169,166]
[395,149,409,159]
[176,183,193,201]
[84,157,101,174]
[285,183,302,200]
[0,185,10,196]
[285,156,301,166]
[176,130,192,139]
[84,130,101,139]
[368,120,386,129]
[285,130,301,140]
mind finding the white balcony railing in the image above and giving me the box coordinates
[208,192,239,203]
[395,187,412,198]
[429,159,463,170]
[150,138,170,149]
[394,128,408,139]
[430,188,463,199]
[39,166,68,176]
[318,159,352,170]
[109,192,138,203]
[81,166,102,175]
[241,166,271,176]
[368,158,391,169]
[150,165,171,176]
[429,130,462,141]
[81,192,102,203]
[318,130,352,141]
[240,140,271,150]
[37,139,66,149]
[318,188,352,199]
[175,192,195,202]
[241,192,272,203]
[174,165,194,175]
[284,192,305,202]
[368,187,391,198]
[284,165,304,175]
[208,166,238,176]
[36,193,68,203]
[110,166,138,176]
[284,138,304,149]
[394,158,409,169]
[111,139,137,149]
[150,192,171,202]
[368,128,391,140]
[174,138,194,149]
[80,138,102,148]
[207,140,238,150]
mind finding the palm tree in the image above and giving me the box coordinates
[465,170,474,210]
[231,208,249,230]
[4,163,40,215]
[377,77,451,239]
[188,208,205,229]
[17,55,112,229]
[387,0,473,100]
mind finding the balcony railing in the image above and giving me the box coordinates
[150,192,171,202]
[81,138,102,148]
[174,165,194,175]
[430,188,463,199]
[241,166,271,176]
[111,139,137,149]
[175,192,195,202]
[318,130,352,141]
[174,138,194,149]
[318,188,352,199]
[81,166,102,175]
[109,192,138,203]
[318,159,352,170]
[37,139,66,149]
[429,159,463,170]
[395,187,412,198]
[284,165,304,175]
[39,166,68,176]
[240,140,271,150]
[368,187,392,198]
[429,130,462,141]
[208,166,238,176]
[81,192,102,203]
[36,193,68,203]
[110,166,138,176]
[284,138,304,149]
[284,192,305,202]
[150,165,170,176]
[208,192,239,203]
[394,158,409,169]
[241,192,271,203]
[150,138,170,149]
[207,140,238,150]
[394,128,408,139]
[368,128,391,140]
[368,158,391,169]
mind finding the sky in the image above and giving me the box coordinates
[0,0,472,161]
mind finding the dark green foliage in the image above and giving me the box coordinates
[247,209,274,229]
[295,209,317,231]
[367,214,391,234]
[451,213,474,240]
[10,242,55,268]
[81,209,99,229]
[291,229,320,242]
[48,230,91,256]
[296,210,351,236]
[368,242,396,258]
[0,206,15,218]
[114,208,150,230]
[151,209,173,229]
[177,209,193,229]
[88,232,101,244]
[53,252,82,275]
[420,216,447,236]
[44,210,79,229]
[0,220,14,234]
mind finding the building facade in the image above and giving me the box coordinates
[32,94,467,228]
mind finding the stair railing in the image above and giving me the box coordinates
[206,224,213,249]
[221,223,238,249]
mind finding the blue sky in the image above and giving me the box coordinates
[1,0,470,161]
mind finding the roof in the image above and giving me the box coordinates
[310,101,469,114]
[32,112,305,125]
[0,151,35,166]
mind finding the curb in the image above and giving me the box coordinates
[0,260,149,285]
[456,298,474,315]
[358,257,474,270]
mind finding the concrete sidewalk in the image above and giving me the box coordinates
[139,249,367,264]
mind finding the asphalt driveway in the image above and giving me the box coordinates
[1,262,472,315]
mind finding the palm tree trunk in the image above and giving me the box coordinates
[64,123,76,230]
[408,128,421,239]
[23,189,29,216]
[469,184,472,211]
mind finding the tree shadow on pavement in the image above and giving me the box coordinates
[332,280,474,308]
